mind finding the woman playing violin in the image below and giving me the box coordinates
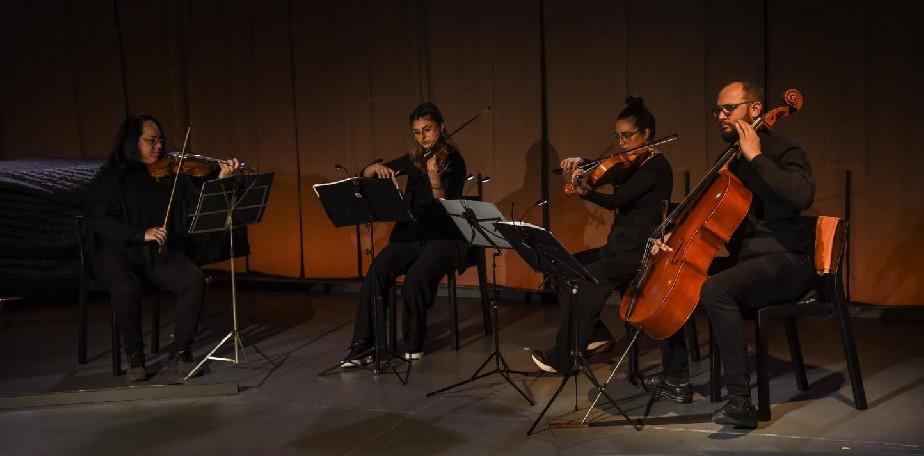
[83,113,240,382]
[342,102,467,367]
[530,96,681,376]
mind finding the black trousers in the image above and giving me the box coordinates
[91,244,205,357]
[549,246,641,371]
[661,250,813,397]
[352,240,457,352]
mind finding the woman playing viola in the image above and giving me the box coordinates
[83,114,240,382]
[531,97,682,380]
[342,102,468,367]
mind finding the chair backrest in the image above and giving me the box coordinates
[813,216,848,276]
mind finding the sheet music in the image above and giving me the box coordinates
[312,177,355,198]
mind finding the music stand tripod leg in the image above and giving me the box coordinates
[186,180,278,380]
[317,222,410,384]
[527,281,583,435]
[425,240,535,403]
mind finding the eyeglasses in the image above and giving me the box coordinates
[141,137,164,145]
[613,130,639,142]
[712,101,756,117]
[411,126,438,138]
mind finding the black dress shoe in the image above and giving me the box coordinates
[642,374,693,404]
[341,340,373,368]
[168,350,201,377]
[712,395,758,428]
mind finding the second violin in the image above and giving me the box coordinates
[555,134,680,196]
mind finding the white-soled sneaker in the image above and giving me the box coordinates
[404,351,423,361]
[530,349,558,374]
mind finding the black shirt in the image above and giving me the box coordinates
[727,129,815,256]
[581,153,674,254]
[371,148,467,243]
[83,164,197,250]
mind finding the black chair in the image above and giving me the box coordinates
[76,216,162,376]
[708,215,868,420]
[386,246,491,352]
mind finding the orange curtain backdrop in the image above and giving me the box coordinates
[0,1,921,305]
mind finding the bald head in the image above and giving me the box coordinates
[719,81,764,105]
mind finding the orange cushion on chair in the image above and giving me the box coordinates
[814,216,840,275]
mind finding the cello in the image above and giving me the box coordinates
[619,89,804,340]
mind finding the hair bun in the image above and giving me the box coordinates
[625,95,645,109]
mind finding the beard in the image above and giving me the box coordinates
[721,127,738,143]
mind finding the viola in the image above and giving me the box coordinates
[151,126,254,253]
[554,134,680,196]
[147,150,254,180]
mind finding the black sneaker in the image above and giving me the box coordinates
[168,350,201,377]
[712,395,758,428]
[127,353,147,383]
[642,374,693,404]
[341,340,373,368]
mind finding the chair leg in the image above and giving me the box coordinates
[448,274,459,351]
[709,321,722,402]
[387,286,397,352]
[151,294,160,354]
[78,279,89,365]
[111,313,122,376]
[834,289,869,410]
[476,250,492,335]
[685,316,701,362]
[755,316,771,421]
[784,317,809,392]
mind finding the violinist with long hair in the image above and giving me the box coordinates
[530,96,678,375]
[341,102,468,368]
[83,114,240,382]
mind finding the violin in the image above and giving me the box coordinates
[422,141,452,174]
[147,150,255,180]
[153,126,255,254]
[420,106,492,173]
[554,134,680,196]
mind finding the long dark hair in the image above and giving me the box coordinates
[617,96,656,141]
[107,113,166,170]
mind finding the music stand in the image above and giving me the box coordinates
[493,222,637,435]
[314,176,413,384]
[425,200,535,405]
[185,172,275,380]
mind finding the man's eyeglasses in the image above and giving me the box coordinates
[712,101,756,117]
[613,130,639,142]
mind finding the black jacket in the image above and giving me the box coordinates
[365,148,469,271]
[82,164,247,266]
[581,153,674,255]
[727,129,815,256]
